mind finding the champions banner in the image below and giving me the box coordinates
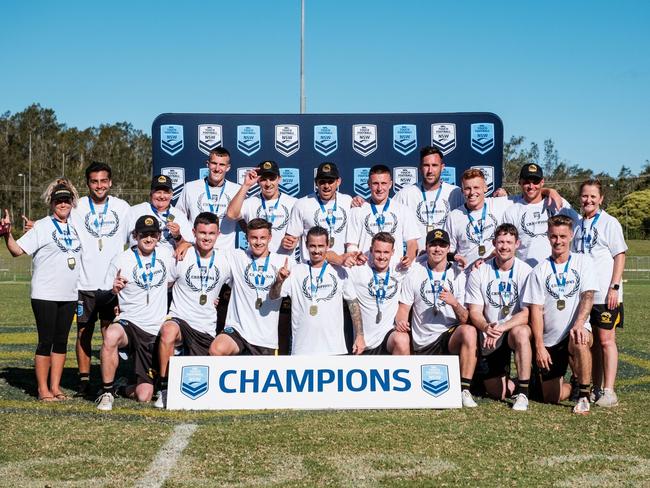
[152,113,503,202]
[167,355,462,410]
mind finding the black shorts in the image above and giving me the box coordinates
[539,336,570,381]
[219,326,276,356]
[590,303,624,330]
[168,317,214,356]
[362,329,394,356]
[476,334,511,380]
[414,326,458,356]
[118,320,158,385]
[77,290,116,326]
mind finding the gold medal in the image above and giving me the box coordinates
[329,237,335,247]
[557,299,565,310]
[309,305,318,316]
[67,257,76,270]
[376,311,382,323]
[502,305,510,316]
[98,238,103,251]
[255,297,263,309]
[199,294,207,305]
[166,214,175,222]
[478,245,486,256]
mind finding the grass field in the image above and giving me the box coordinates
[1,278,649,487]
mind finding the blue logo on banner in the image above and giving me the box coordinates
[279,168,300,196]
[238,232,249,250]
[275,125,300,157]
[353,168,371,199]
[421,364,449,397]
[198,124,222,155]
[393,124,417,156]
[199,167,209,179]
[471,123,495,155]
[441,167,456,185]
[181,365,209,400]
[237,125,261,156]
[161,125,184,156]
[352,124,378,157]
[314,125,338,156]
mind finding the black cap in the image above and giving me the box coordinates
[134,215,161,234]
[50,184,73,201]
[257,160,280,177]
[151,174,173,191]
[426,228,450,246]
[315,162,340,180]
[519,163,544,180]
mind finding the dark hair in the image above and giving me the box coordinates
[548,214,574,230]
[371,231,395,247]
[85,161,112,182]
[493,223,519,240]
[194,212,219,228]
[246,218,272,233]
[369,164,392,177]
[306,226,329,244]
[209,147,231,158]
[419,146,444,162]
[579,178,603,196]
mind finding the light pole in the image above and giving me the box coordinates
[18,173,26,223]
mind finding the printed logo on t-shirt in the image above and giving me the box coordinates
[464,214,499,244]
[419,278,454,307]
[300,273,339,302]
[196,193,232,218]
[416,200,450,227]
[312,207,347,234]
[366,275,399,300]
[254,204,290,232]
[244,263,278,292]
[131,262,167,290]
[183,264,221,292]
[84,210,120,238]
[485,279,520,309]
[544,270,581,299]
[520,209,550,238]
[575,227,599,253]
[363,212,398,236]
[51,230,82,254]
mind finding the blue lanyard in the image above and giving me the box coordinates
[316,194,337,234]
[309,261,329,299]
[421,184,443,226]
[466,204,487,243]
[150,203,171,222]
[426,264,448,309]
[580,211,601,253]
[251,254,271,288]
[372,267,391,308]
[204,178,226,215]
[133,248,156,291]
[493,260,514,305]
[195,248,215,293]
[88,196,109,233]
[370,198,391,230]
[51,218,73,250]
[261,194,281,225]
[549,255,571,297]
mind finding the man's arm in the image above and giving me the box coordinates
[268,257,291,300]
[468,303,490,333]
[346,298,365,354]
[394,302,411,332]
[530,303,551,370]
[439,288,468,324]
[570,290,594,346]
[399,239,418,269]
[226,169,257,220]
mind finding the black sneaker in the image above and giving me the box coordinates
[74,381,90,398]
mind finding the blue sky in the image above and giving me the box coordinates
[1,0,648,174]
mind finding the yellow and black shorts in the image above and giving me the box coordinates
[590,304,624,330]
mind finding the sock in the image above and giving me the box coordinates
[79,373,90,383]
[102,381,114,394]
[159,376,168,390]
[517,379,529,397]
[579,383,590,399]
[461,378,472,391]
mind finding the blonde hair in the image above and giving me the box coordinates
[461,168,486,181]
[42,177,80,208]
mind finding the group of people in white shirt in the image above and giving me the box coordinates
[0,146,626,415]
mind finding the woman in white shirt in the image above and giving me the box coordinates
[0,179,81,402]
[572,179,627,407]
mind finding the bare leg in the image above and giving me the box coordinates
[49,352,67,396]
[387,331,410,355]
[509,326,532,383]
[448,324,478,380]
[158,321,182,379]
[598,327,618,391]
[76,323,94,377]
[100,323,128,384]
[209,334,241,356]
[34,355,53,400]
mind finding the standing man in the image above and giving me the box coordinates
[155,212,232,408]
[96,216,174,411]
[283,162,355,265]
[69,162,132,396]
[226,160,296,255]
[395,229,478,407]
[175,147,240,250]
[347,232,411,355]
[395,146,464,250]
[502,163,575,267]
[209,218,293,355]
[466,224,533,411]
[270,226,364,355]
[346,164,420,267]
[523,215,598,414]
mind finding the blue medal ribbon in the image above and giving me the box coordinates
[309,260,329,301]
[549,255,572,299]
[465,204,487,245]
[580,211,601,254]
[51,218,73,250]
[372,267,391,310]
[195,248,215,295]
[261,193,281,226]
[316,194,337,237]
[370,197,391,231]
[426,263,448,311]
[251,254,271,289]
[493,260,514,308]
[421,184,442,228]
[132,248,156,293]
[150,203,172,241]
[204,178,226,215]
[88,196,109,235]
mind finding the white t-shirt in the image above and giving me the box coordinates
[71,195,132,290]
[240,193,297,255]
[346,198,422,265]
[445,197,513,265]
[571,210,627,304]
[17,216,82,301]
[280,261,355,355]
[225,249,294,349]
[129,202,194,253]
[465,257,532,355]
[106,246,175,336]
[395,182,464,249]
[168,248,233,337]
[175,178,241,250]
[286,191,353,259]
[399,256,467,350]
[522,253,598,347]
[501,195,578,267]
[347,262,408,350]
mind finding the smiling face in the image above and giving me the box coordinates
[52,198,73,221]
[259,175,280,200]
[306,233,328,266]
[247,227,271,258]
[420,153,444,189]
[519,177,544,203]
[368,172,392,203]
[136,231,160,255]
[462,176,487,210]
[548,223,573,260]
[426,241,449,269]
[193,222,219,253]
[316,177,340,201]
[580,184,604,218]
[87,170,112,203]
[370,239,394,273]
[493,231,519,263]
[206,154,231,186]
[150,189,172,211]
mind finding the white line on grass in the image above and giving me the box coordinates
[135,423,198,488]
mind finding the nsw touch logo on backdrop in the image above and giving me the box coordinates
[198,124,222,155]
[352,124,377,156]
[237,125,261,156]
[279,168,300,197]
[161,125,184,156]
[314,125,338,156]
[161,167,185,199]
[393,167,418,193]
[393,124,417,156]
[353,168,371,199]
[275,125,300,157]
[181,366,209,400]
[471,165,495,194]
[470,123,495,155]
[421,365,449,397]
[237,167,260,197]
[431,123,456,155]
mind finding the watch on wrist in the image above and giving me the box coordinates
[610,283,620,290]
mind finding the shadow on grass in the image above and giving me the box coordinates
[0,364,105,399]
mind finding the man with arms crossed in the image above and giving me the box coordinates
[523,215,597,414]
[466,224,533,411]
[395,229,478,407]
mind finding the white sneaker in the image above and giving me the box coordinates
[154,389,167,409]
[461,389,478,408]
[595,389,619,408]
[512,393,529,411]
[573,397,590,415]
[96,392,114,411]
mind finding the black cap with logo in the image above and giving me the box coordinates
[426,228,451,246]
[519,163,544,180]
[151,174,174,191]
[315,162,340,180]
[134,215,161,234]
[257,160,280,177]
